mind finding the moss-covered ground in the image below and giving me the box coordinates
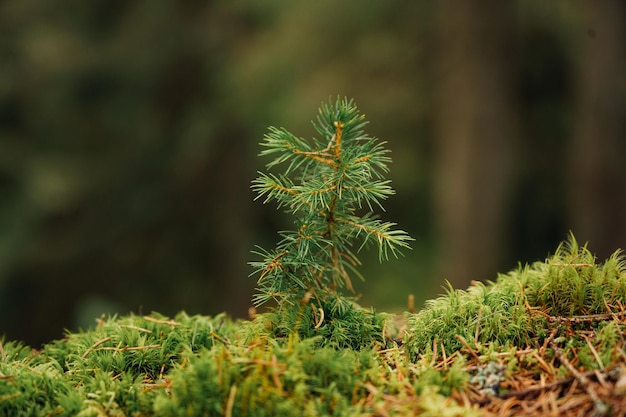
[3,237,626,416]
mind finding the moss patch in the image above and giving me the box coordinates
[2,236,626,415]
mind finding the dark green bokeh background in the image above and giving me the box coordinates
[1,1,625,346]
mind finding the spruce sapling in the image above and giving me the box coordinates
[250,97,412,313]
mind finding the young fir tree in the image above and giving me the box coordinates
[251,97,412,314]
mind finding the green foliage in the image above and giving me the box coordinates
[0,312,234,416]
[250,97,412,312]
[0,311,474,416]
[413,355,469,397]
[523,237,626,316]
[154,337,369,417]
[5,235,626,415]
[258,301,391,350]
[0,356,79,417]
[404,235,626,360]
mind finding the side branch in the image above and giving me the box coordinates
[339,218,392,243]
[292,149,337,169]
[284,121,344,169]
[338,217,412,260]
[268,182,298,195]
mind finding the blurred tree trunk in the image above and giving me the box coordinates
[569,2,626,259]
[433,0,518,288]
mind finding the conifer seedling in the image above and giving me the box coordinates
[250,97,413,313]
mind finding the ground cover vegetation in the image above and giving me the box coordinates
[2,99,626,416]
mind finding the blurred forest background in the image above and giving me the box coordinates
[1,1,625,346]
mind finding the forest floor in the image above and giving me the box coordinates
[2,238,626,416]
[413,310,626,416]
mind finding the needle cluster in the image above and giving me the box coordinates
[250,97,412,310]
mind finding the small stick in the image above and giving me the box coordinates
[95,344,161,353]
[82,337,112,359]
[271,354,283,392]
[498,376,574,399]
[456,335,480,362]
[143,316,181,327]
[230,358,286,369]
[211,331,230,345]
[225,384,237,417]
[540,327,560,354]
[602,297,621,323]
[584,336,605,369]
[111,340,123,357]
[434,350,459,370]
[395,356,405,381]
[549,391,560,416]
[313,306,325,329]
[120,344,161,351]
[545,311,626,323]
[0,372,16,384]
[531,350,555,377]
[551,343,607,415]
[120,324,153,334]
[474,307,483,349]
[494,347,535,357]
[594,370,610,390]
[564,378,579,397]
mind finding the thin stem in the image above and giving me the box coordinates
[333,121,344,160]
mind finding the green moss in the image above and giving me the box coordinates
[258,299,391,350]
[0,304,475,416]
[155,338,367,417]
[404,234,626,363]
[3,235,626,415]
